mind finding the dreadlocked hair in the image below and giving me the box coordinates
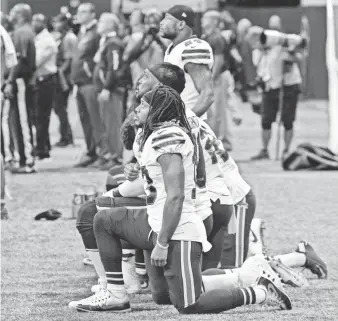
[120,111,137,150]
[139,85,199,165]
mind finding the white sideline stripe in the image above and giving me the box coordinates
[181,241,188,308]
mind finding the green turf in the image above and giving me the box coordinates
[1,101,338,321]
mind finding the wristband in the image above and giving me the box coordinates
[157,240,169,249]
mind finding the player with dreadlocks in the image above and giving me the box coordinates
[72,85,292,314]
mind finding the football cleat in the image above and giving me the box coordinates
[258,276,292,310]
[76,288,131,313]
[248,218,266,257]
[296,241,328,279]
[83,258,94,266]
[240,255,283,289]
[267,257,309,287]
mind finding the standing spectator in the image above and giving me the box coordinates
[1,22,17,219]
[268,15,282,31]
[202,10,241,151]
[248,26,305,160]
[53,14,77,147]
[237,19,257,92]
[71,3,105,168]
[32,14,57,161]
[93,13,126,169]
[6,4,36,174]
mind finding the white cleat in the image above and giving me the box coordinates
[76,288,131,313]
[240,254,283,289]
[69,291,104,310]
[267,257,309,287]
[83,258,94,266]
[248,218,266,257]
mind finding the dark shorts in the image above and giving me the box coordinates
[96,207,203,310]
[261,84,300,126]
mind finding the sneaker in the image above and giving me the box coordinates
[267,257,309,287]
[1,207,9,220]
[251,149,269,161]
[88,158,107,169]
[69,290,104,310]
[296,241,328,279]
[10,164,36,174]
[83,258,94,266]
[74,155,98,168]
[240,255,283,289]
[54,140,74,147]
[76,288,131,313]
[258,276,292,310]
[248,218,266,257]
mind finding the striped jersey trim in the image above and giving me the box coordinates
[182,54,212,61]
[180,241,196,308]
[182,49,211,54]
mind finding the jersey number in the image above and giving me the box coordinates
[141,166,157,205]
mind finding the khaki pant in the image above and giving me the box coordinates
[98,89,124,160]
[207,71,233,151]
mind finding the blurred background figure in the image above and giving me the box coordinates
[93,12,128,170]
[202,10,242,152]
[268,15,282,32]
[53,13,77,147]
[1,17,17,219]
[32,13,57,161]
[248,25,305,160]
[6,4,36,174]
[70,3,104,168]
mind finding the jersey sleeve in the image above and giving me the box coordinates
[150,126,193,159]
[181,38,213,69]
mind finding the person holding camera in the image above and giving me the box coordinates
[247,26,306,161]
[124,9,167,92]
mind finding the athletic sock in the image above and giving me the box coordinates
[202,269,240,292]
[106,271,126,293]
[122,249,141,292]
[274,252,306,268]
[135,249,147,276]
[239,285,268,305]
[86,249,107,287]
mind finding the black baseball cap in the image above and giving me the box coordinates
[167,5,195,28]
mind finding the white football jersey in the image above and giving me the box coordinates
[164,36,213,120]
[133,125,210,249]
[186,109,232,210]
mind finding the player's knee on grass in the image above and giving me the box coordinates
[76,200,98,249]
[151,291,172,305]
[76,200,97,231]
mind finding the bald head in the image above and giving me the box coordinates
[9,3,32,25]
[237,18,252,41]
[202,10,220,35]
[268,15,282,31]
[32,13,47,34]
[97,13,119,35]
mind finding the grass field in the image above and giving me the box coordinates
[1,101,338,321]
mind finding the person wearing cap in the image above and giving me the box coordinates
[160,5,214,119]
[32,13,58,161]
[53,13,77,147]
